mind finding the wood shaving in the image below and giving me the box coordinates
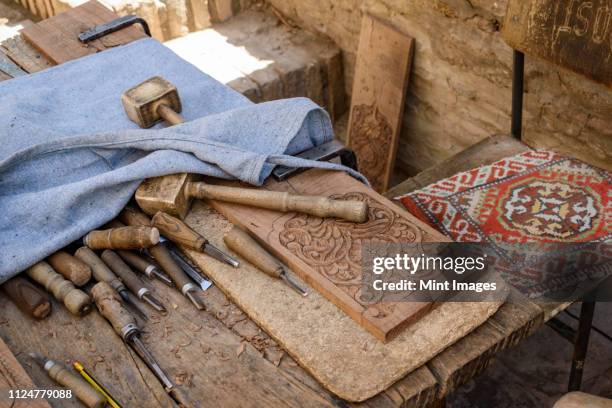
[236,342,245,357]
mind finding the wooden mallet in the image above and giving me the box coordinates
[122,76,368,223]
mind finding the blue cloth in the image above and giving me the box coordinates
[0,38,365,281]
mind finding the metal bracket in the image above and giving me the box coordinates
[78,15,151,43]
[272,139,358,181]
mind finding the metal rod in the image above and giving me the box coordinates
[568,301,596,391]
[119,290,149,321]
[204,243,240,268]
[511,50,525,140]
[281,272,308,297]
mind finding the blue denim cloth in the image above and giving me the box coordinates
[0,38,365,280]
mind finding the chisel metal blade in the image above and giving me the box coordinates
[166,245,213,291]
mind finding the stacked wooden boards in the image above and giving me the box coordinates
[20,0,146,64]
[347,15,414,192]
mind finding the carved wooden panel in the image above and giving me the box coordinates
[347,14,415,193]
[503,0,612,87]
[209,169,449,342]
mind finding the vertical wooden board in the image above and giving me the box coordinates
[347,15,414,193]
[20,0,146,65]
[502,0,612,88]
[209,170,448,342]
[0,336,51,408]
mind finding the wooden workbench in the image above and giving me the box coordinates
[0,4,568,407]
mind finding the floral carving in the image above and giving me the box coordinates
[278,192,422,318]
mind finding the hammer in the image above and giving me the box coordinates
[122,77,368,222]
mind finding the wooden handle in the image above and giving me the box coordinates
[47,362,107,408]
[224,227,283,279]
[74,247,124,292]
[92,281,136,336]
[151,211,207,251]
[157,103,184,125]
[117,250,156,277]
[84,226,160,250]
[100,250,147,297]
[148,244,191,290]
[119,208,193,290]
[188,183,368,223]
[2,276,51,319]
[119,206,152,227]
[26,262,91,316]
[47,251,92,287]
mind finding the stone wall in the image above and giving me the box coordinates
[265,0,612,174]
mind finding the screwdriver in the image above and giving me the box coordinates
[119,206,206,310]
[91,282,194,408]
[101,250,167,314]
[223,227,307,296]
[116,250,173,286]
[151,211,239,268]
[75,246,149,321]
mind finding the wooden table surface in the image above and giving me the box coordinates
[0,3,569,407]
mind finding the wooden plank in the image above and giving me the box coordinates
[20,0,146,65]
[0,36,52,74]
[502,0,612,88]
[0,336,51,408]
[347,14,414,193]
[208,169,448,343]
[385,135,532,199]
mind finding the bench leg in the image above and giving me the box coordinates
[568,301,596,392]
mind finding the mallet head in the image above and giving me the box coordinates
[122,76,182,128]
[135,173,200,219]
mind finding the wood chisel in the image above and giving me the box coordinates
[116,250,173,286]
[163,241,213,291]
[224,227,307,296]
[29,353,106,408]
[119,206,206,310]
[74,246,149,320]
[101,250,167,314]
[2,276,52,319]
[26,261,92,315]
[47,251,92,286]
[92,282,195,408]
[151,211,239,268]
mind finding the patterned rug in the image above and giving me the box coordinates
[396,150,612,297]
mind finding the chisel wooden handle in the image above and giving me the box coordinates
[45,360,107,408]
[101,250,147,297]
[84,226,160,250]
[224,227,283,279]
[120,207,193,291]
[47,251,92,286]
[117,250,157,277]
[187,183,368,223]
[120,206,153,227]
[92,282,136,336]
[2,276,51,319]
[74,247,123,292]
[151,211,207,251]
[26,262,91,316]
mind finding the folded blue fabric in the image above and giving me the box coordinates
[0,38,365,281]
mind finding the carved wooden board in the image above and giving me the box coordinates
[21,0,146,65]
[210,170,448,342]
[503,0,612,88]
[347,15,414,193]
[0,336,51,408]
